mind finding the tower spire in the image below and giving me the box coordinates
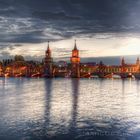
[74,40,77,50]
[46,41,51,56]
[136,57,140,65]
[47,41,50,50]
[121,57,125,66]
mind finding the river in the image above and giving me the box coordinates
[0,78,140,140]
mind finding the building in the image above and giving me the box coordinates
[1,40,140,79]
[44,41,53,77]
[87,57,140,78]
[70,40,80,78]
[53,61,69,77]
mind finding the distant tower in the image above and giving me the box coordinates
[121,57,125,66]
[44,41,53,77]
[136,57,140,65]
[70,40,80,78]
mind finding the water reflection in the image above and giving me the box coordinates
[122,79,125,96]
[0,78,140,140]
[43,79,53,137]
[136,80,140,96]
[69,79,79,136]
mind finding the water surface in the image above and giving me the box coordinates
[0,78,140,140]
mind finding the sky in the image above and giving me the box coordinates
[0,0,140,63]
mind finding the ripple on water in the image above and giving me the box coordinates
[0,78,140,140]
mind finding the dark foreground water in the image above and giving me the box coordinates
[0,78,140,140]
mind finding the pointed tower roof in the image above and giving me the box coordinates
[136,57,140,64]
[74,40,78,50]
[47,41,51,52]
[121,57,125,65]
[46,41,51,52]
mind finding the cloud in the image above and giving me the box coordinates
[32,11,82,21]
[0,0,140,43]
[0,0,140,60]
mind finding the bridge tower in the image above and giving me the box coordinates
[44,41,53,77]
[121,57,125,66]
[70,40,80,78]
[121,57,126,73]
[136,57,140,65]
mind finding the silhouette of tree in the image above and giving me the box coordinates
[14,55,25,61]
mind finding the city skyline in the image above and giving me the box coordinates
[0,41,140,79]
[1,38,140,63]
[1,34,140,60]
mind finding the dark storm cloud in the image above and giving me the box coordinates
[0,0,140,44]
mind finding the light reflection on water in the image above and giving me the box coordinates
[0,78,140,140]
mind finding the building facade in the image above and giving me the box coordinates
[44,42,53,77]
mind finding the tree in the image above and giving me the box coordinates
[14,55,25,61]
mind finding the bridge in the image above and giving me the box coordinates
[88,64,140,78]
